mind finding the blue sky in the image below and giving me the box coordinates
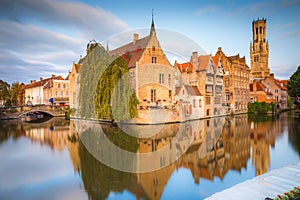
[0,0,299,84]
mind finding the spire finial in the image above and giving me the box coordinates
[150,8,155,33]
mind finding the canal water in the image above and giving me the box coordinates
[0,112,299,200]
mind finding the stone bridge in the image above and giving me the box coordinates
[0,105,65,119]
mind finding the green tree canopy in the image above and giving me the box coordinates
[287,66,300,105]
[94,56,138,122]
[78,43,112,119]
[9,82,22,106]
[0,80,10,106]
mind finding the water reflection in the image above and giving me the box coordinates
[0,113,300,199]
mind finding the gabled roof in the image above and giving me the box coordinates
[185,85,202,96]
[198,55,211,71]
[177,62,193,73]
[213,54,220,66]
[109,36,150,68]
[256,82,273,95]
[275,79,288,91]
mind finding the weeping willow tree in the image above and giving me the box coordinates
[94,56,139,122]
[78,43,112,119]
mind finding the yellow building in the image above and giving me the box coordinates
[109,16,175,108]
[214,48,250,113]
[250,18,270,80]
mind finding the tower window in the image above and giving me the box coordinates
[260,27,262,34]
[256,27,258,34]
[152,57,156,64]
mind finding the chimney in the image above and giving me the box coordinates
[33,80,36,83]
[270,73,274,79]
[30,80,33,84]
[40,77,43,81]
[218,47,222,52]
[191,51,199,69]
[133,33,139,44]
[52,74,56,79]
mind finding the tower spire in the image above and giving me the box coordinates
[150,8,155,33]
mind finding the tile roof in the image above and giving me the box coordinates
[177,62,193,73]
[109,36,150,68]
[198,55,211,70]
[213,54,220,66]
[185,85,202,96]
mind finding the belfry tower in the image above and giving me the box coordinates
[250,18,270,80]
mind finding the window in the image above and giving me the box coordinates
[169,90,172,99]
[182,89,185,95]
[151,89,156,103]
[55,91,58,96]
[206,109,210,116]
[58,84,61,89]
[159,73,164,84]
[193,100,196,108]
[205,97,211,105]
[152,46,155,51]
[61,91,63,96]
[256,27,258,34]
[168,74,171,85]
[63,84,66,89]
[66,91,69,96]
[175,71,178,76]
[152,57,156,64]
[206,85,213,93]
[175,79,178,85]
[260,26,262,34]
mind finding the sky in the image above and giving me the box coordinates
[0,0,299,84]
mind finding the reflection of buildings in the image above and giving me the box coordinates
[21,113,283,200]
[73,115,251,199]
[24,118,80,174]
[249,114,284,175]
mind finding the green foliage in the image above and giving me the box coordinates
[78,44,112,119]
[94,56,138,122]
[248,101,276,114]
[0,80,10,106]
[9,82,22,106]
[287,66,300,105]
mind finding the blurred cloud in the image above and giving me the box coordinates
[0,0,129,84]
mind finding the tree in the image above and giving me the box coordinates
[94,56,139,122]
[0,80,10,106]
[78,43,112,119]
[9,82,22,106]
[287,66,300,106]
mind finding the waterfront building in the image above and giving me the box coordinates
[250,73,288,110]
[68,59,82,109]
[24,74,69,105]
[109,16,175,108]
[214,48,250,113]
[250,18,270,80]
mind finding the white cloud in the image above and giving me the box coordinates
[0,0,129,84]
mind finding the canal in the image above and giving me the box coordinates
[0,112,299,199]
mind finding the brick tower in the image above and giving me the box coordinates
[250,18,270,80]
